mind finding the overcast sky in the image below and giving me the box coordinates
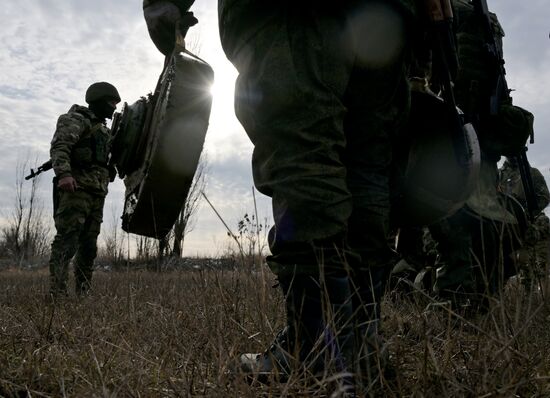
[1,0,549,257]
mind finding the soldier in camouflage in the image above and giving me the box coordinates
[426,0,511,305]
[395,0,534,309]
[48,82,121,297]
[500,158,550,215]
[500,158,550,289]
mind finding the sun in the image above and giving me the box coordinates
[208,61,240,135]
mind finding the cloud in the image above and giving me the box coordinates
[1,0,549,257]
[0,0,257,257]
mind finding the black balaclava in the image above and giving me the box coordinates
[89,100,116,121]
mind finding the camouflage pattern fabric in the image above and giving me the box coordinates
[500,161,550,288]
[219,0,418,276]
[50,104,111,196]
[430,207,520,302]
[465,157,516,223]
[452,0,504,127]
[429,1,515,302]
[49,104,111,295]
[218,0,418,70]
[500,160,550,215]
[397,1,524,304]
[536,213,550,242]
[516,213,550,289]
[429,209,477,296]
[221,2,420,386]
[49,189,105,295]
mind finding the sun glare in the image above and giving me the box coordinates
[209,63,239,133]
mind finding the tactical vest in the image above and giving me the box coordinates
[70,114,110,169]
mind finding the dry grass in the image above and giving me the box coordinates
[1,267,549,397]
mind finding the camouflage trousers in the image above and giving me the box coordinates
[221,2,414,275]
[430,209,477,295]
[49,188,105,295]
[431,208,521,301]
[516,213,550,290]
[517,240,549,289]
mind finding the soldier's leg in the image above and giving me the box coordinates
[396,227,428,271]
[49,233,74,296]
[251,254,356,381]
[344,40,411,385]
[48,190,91,296]
[528,214,550,291]
[74,194,105,294]
[224,1,416,389]
[228,6,358,383]
[475,219,510,296]
[431,209,477,304]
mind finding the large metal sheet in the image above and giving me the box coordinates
[115,50,214,238]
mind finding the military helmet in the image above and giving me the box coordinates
[392,89,481,227]
[85,82,121,104]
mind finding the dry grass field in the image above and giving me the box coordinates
[1,267,550,397]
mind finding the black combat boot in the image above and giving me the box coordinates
[321,274,357,393]
[240,274,324,382]
[74,277,91,296]
[49,264,69,299]
[74,261,93,296]
[240,273,356,392]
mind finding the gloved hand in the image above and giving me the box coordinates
[144,1,198,55]
[58,176,78,192]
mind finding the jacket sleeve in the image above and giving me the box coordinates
[531,167,550,214]
[50,113,88,179]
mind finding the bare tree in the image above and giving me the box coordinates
[154,230,173,272]
[1,156,51,265]
[153,151,207,269]
[100,206,128,268]
[135,235,155,263]
[158,231,172,258]
[171,154,209,258]
[235,212,270,269]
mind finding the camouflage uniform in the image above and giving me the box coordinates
[219,0,419,386]
[394,0,530,305]
[500,160,550,288]
[49,104,112,295]
[500,160,550,215]
[425,1,511,302]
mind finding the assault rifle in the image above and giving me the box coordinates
[25,159,53,180]
[472,0,538,221]
[424,0,476,172]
